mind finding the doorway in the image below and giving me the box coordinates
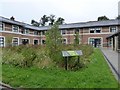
[21,39,29,45]
[89,38,102,47]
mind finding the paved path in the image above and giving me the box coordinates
[100,48,120,82]
[0,82,15,90]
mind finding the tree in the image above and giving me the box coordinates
[31,20,40,27]
[40,15,49,26]
[56,17,65,25]
[46,22,62,62]
[31,14,65,26]
[48,14,56,25]
[116,15,120,19]
[74,30,79,47]
[10,16,15,20]
[97,16,109,21]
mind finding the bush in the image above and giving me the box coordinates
[2,44,94,70]
[2,46,37,67]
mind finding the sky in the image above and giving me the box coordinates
[0,0,119,24]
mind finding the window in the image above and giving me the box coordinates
[110,26,117,33]
[21,39,29,45]
[0,23,5,31]
[0,37,5,47]
[41,31,46,35]
[12,38,19,46]
[12,25,19,32]
[34,31,38,35]
[96,30,101,33]
[61,30,67,35]
[89,38,102,47]
[34,39,39,45]
[90,30,95,33]
[62,38,67,44]
[23,29,29,34]
[75,29,79,34]
[90,28,101,33]
[41,40,46,44]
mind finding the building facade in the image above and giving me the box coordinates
[0,16,120,47]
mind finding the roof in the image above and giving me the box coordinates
[0,16,120,31]
[106,31,120,39]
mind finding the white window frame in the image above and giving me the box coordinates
[33,39,39,45]
[0,23,5,31]
[89,28,102,34]
[0,36,5,47]
[61,30,67,35]
[62,38,67,44]
[109,26,118,33]
[74,29,80,34]
[12,25,19,32]
[34,31,39,35]
[41,31,46,36]
[23,29,29,34]
[12,37,19,46]
[41,39,46,45]
[88,37,103,47]
[21,38,30,45]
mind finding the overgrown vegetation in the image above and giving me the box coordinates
[46,23,62,63]
[1,44,93,70]
[2,49,118,88]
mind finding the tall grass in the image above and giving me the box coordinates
[2,44,93,70]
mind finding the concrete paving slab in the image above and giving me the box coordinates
[101,48,120,82]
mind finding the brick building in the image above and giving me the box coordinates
[0,16,120,47]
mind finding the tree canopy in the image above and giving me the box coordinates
[97,16,109,21]
[116,15,120,19]
[31,14,65,27]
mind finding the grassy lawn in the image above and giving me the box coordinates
[2,48,119,88]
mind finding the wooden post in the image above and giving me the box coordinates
[65,57,68,70]
[78,56,80,64]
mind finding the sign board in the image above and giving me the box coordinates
[62,50,83,57]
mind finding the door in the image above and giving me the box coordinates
[22,39,29,45]
[89,38,101,47]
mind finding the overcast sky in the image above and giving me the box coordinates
[0,0,119,24]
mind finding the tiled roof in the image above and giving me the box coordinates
[0,16,120,31]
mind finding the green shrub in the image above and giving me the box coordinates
[20,47,37,67]
[2,44,94,70]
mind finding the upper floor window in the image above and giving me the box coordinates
[74,29,79,34]
[0,37,5,47]
[34,31,39,35]
[61,30,67,35]
[41,31,46,35]
[110,26,117,33]
[23,29,29,34]
[89,28,101,33]
[0,23,5,31]
[12,25,19,32]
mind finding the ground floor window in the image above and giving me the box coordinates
[62,38,67,44]
[89,38,102,47]
[0,37,5,47]
[12,38,19,46]
[34,39,39,45]
[41,39,46,45]
[21,39,29,45]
